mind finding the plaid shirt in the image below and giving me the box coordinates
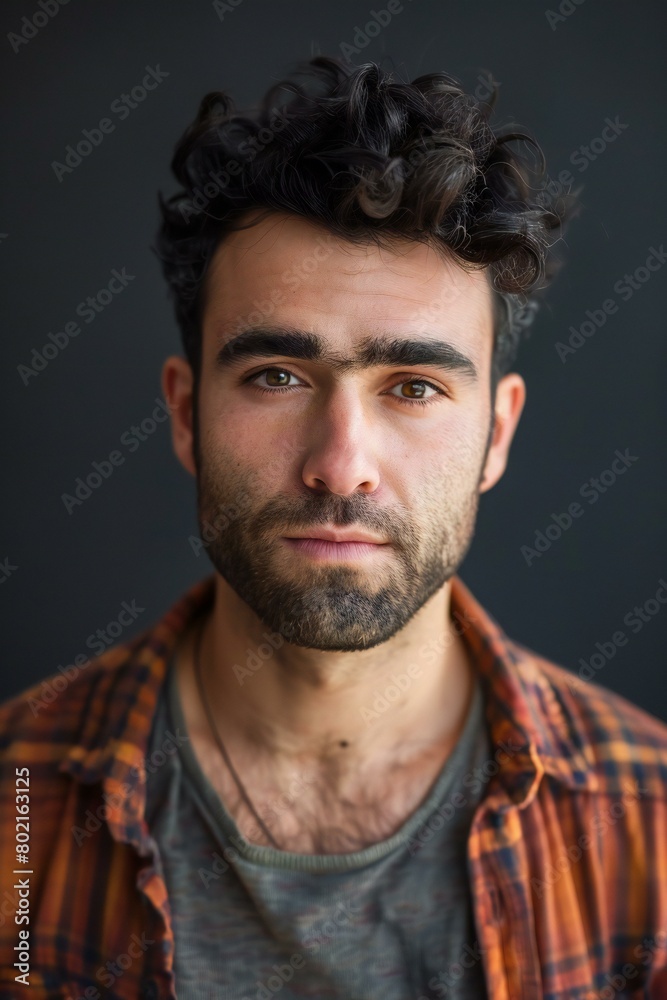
[1,573,666,1000]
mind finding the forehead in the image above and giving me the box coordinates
[201,210,495,370]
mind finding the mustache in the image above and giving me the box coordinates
[196,457,421,552]
[252,494,412,547]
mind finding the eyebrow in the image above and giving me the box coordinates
[214,327,479,381]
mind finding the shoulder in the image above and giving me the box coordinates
[511,642,667,800]
[0,633,147,767]
[0,575,212,773]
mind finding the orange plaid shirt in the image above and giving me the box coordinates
[1,574,666,1000]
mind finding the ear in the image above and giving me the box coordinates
[161,355,196,477]
[479,373,526,493]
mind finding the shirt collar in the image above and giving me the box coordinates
[59,573,599,839]
[450,576,600,808]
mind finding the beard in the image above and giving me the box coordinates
[194,423,491,653]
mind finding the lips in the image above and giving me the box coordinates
[284,527,387,545]
[281,536,389,561]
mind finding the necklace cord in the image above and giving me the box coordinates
[192,615,282,850]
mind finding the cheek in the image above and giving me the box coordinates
[400,410,487,471]
[199,375,489,484]
[445,421,488,468]
[202,393,302,485]
[199,379,252,446]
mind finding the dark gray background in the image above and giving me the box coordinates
[1,0,665,720]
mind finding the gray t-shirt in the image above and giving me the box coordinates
[145,649,492,1000]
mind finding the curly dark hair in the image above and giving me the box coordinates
[154,55,580,398]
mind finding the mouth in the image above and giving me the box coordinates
[281,537,390,562]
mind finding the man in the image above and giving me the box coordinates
[1,55,666,1000]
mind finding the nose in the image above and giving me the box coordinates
[301,386,381,496]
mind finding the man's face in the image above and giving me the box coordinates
[189,210,508,651]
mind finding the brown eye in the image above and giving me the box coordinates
[390,380,438,400]
[265,369,291,386]
[404,381,427,398]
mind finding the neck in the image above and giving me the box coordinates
[180,573,476,784]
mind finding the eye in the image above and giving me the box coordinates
[386,378,446,406]
[244,368,447,407]
[247,368,304,392]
